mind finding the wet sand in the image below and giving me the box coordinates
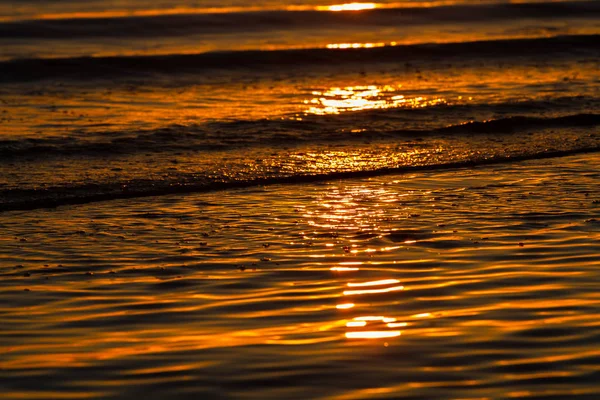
[1,153,599,399]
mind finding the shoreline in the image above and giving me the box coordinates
[2,145,599,213]
[1,152,599,399]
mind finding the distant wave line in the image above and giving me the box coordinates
[0,1,598,39]
[0,34,598,82]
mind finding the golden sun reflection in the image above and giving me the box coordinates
[387,322,409,328]
[305,85,446,115]
[412,312,433,318]
[347,279,401,287]
[347,321,368,327]
[346,331,401,339]
[312,184,419,342]
[354,316,397,323]
[326,42,385,49]
[343,285,404,295]
[331,266,360,271]
[345,316,403,339]
[319,3,378,11]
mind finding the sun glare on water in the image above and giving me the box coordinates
[305,85,446,115]
[319,3,378,11]
[326,42,386,49]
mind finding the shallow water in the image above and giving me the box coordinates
[1,153,599,399]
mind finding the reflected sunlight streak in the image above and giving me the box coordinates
[343,285,404,295]
[306,85,446,115]
[387,322,409,328]
[412,313,433,318]
[347,321,368,327]
[348,279,401,287]
[326,42,385,49]
[346,331,401,339]
[320,3,378,11]
[354,316,397,323]
[331,266,360,271]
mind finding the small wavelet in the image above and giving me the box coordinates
[1,111,597,159]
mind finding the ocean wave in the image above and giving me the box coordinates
[1,145,599,212]
[0,34,598,82]
[1,111,597,159]
[1,1,597,39]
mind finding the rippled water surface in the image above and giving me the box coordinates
[1,1,599,395]
[1,153,599,399]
